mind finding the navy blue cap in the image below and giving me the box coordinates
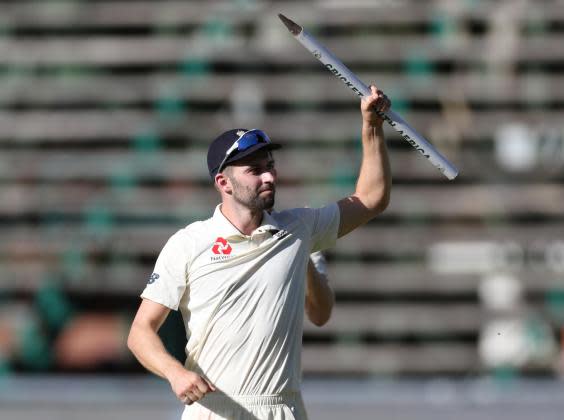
[207,128,281,178]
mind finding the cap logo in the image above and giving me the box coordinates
[236,130,246,137]
[211,237,232,255]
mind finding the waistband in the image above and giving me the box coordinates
[200,391,301,408]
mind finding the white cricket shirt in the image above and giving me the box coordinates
[141,203,340,396]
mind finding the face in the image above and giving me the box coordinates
[222,150,277,212]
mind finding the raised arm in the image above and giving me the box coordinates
[127,298,215,405]
[338,85,392,237]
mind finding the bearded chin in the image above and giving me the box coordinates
[232,189,276,212]
[261,194,275,211]
[229,177,276,212]
[251,193,275,212]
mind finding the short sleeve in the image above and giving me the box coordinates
[307,202,340,252]
[140,231,190,310]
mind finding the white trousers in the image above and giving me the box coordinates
[181,391,308,420]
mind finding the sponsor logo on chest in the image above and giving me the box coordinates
[209,229,290,262]
[211,237,233,261]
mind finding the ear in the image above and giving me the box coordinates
[215,172,232,194]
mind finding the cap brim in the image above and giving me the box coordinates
[223,142,282,167]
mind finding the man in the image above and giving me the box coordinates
[127,85,391,419]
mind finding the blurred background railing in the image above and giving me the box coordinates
[1,0,564,381]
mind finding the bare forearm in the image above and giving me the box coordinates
[354,121,391,212]
[127,323,185,380]
[337,86,392,238]
[128,300,215,404]
[305,260,334,326]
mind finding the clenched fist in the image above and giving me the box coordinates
[361,85,391,126]
[168,367,216,405]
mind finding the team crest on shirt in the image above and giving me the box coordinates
[211,237,233,261]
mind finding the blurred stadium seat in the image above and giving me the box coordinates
[0,0,563,380]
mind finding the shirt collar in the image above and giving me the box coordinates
[212,204,281,240]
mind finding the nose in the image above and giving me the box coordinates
[262,169,276,184]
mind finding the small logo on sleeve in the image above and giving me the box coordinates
[148,272,160,284]
[211,237,232,255]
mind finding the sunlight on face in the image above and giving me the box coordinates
[226,151,277,212]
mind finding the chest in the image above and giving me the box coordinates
[186,228,309,306]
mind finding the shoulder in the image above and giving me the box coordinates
[274,203,339,221]
[271,203,339,229]
[163,220,207,251]
[181,219,208,236]
[270,207,310,225]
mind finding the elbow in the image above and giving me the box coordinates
[311,314,331,327]
[382,192,391,211]
[126,330,134,353]
[307,305,333,327]
[375,181,391,212]
[374,191,391,213]
[355,175,392,216]
[126,324,139,354]
[361,189,391,216]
